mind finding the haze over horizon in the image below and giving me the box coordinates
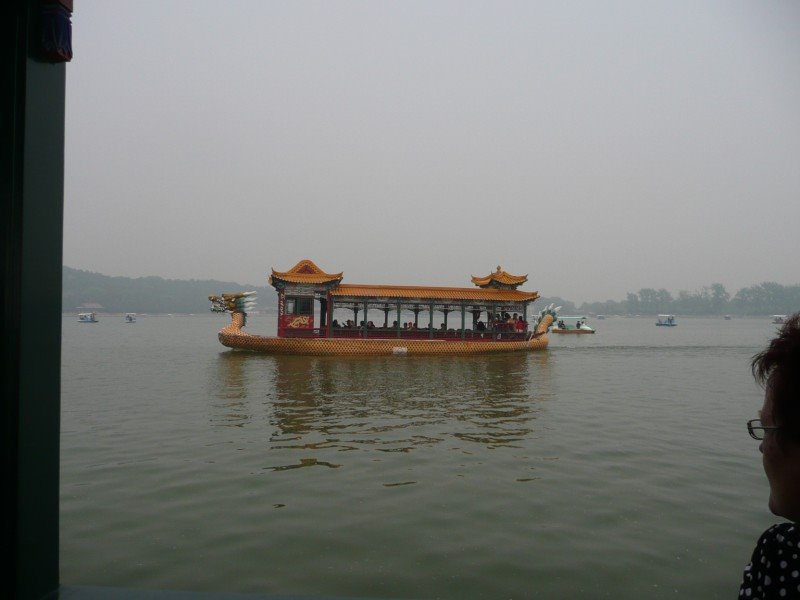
[64,1,800,304]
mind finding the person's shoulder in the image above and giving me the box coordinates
[756,522,800,548]
[741,523,800,599]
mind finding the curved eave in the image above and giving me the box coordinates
[269,274,344,285]
[471,271,528,287]
[269,259,343,286]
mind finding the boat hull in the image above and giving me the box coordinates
[552,329,594,334]
[218,331,550,355]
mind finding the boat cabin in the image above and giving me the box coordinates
[268,261,540,342]
[78,312,98,323]
[656,314,677,326]
[125,313,137,323]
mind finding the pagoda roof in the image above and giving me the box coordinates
[471,266,528,288]
[269,259,343,285]
[331,284,539,304]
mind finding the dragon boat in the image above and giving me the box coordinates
[209,260,558,356]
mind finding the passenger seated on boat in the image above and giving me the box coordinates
[515,317,525,332]
[439,322,447,330]
[332,319,340,328]
[392,320,398,328]
[477,320,486,331]
[367,321,375,329]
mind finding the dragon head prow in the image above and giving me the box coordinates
[209,291,257,314]
[533,303,560,334]
[209,291,257,334]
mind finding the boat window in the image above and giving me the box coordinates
[286,297,313,315]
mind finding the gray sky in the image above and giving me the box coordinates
[64,1,800,303]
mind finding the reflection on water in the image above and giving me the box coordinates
[211,351,553,452]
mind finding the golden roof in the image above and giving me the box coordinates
[471,266,528,288]
[270,259,343,285]
[331,284,538,303]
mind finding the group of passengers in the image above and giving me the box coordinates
[492,312,527,332]
[331,319,419,330]
[330,313,528,333]
[331,319,376,329]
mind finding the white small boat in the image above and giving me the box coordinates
[125,313,137,323]
[552,316,595,334]
[724,315,732,320]
[78,312,98,323]
[656,314,677,327]
[596,314,606,320]
[772,315,788,324]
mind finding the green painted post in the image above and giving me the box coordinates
[461,304,466,340]
[397,303,401,338]
[429,303,434,339]
[363,301,368,338]
[6,7,66,596]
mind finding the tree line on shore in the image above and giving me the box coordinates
[63,267,798,316]
[578,282,800,316]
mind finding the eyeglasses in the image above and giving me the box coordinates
[747,419,781,440]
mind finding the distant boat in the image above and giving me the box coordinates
[656,314,677,327]
[724,315,732,320]
[772,315,788,324]
[78,312,98,323]
[125,313,136,323]
[596,314,606,320]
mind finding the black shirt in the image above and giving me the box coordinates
[740,523,800,599]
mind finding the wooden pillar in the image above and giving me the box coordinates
[327,295,334,338]
[396,302,402,338]
[413,306,420,328]
[461,304,466,340]
[429,303,434,339]
[383,304,389,328]
[363,301,368,337]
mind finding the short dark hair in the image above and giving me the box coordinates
[752,313,800,436]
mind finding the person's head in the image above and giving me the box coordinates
[751,313,800,520]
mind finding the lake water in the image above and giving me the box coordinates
[61,315,780,598]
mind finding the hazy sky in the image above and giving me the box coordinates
[64,1,800,303]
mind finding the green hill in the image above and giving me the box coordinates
[62,266,276,314]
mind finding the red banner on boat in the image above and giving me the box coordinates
[280,314,313,330]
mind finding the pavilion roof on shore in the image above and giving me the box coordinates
[331,284,539,303]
